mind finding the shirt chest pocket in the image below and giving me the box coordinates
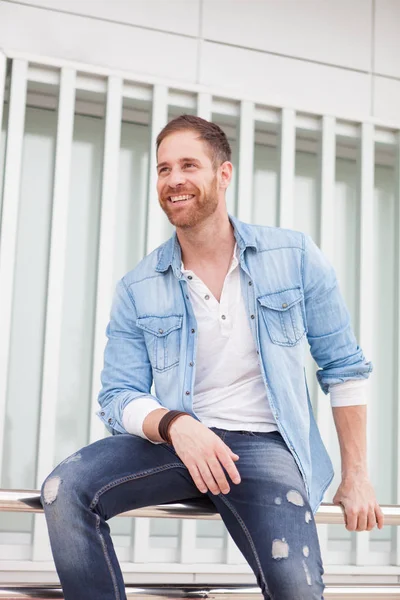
[136,315,183,372]
[257,287,307,346]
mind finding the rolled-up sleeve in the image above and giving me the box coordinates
[97,278,162,435]
[302,234,373,395]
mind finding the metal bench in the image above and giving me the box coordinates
[0,490,400,599]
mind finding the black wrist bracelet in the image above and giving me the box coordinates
[158,410,187,444]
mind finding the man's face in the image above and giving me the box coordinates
[156,129,222,229]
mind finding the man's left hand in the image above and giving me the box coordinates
[333,475,384,531]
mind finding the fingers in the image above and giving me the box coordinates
[186,451,240,495]
[366,506,377,531]
[218,449,241,485]
[376,504,385,529]
[344,506,357,532]
[199,460,227,495]
[187,463,208,494]
[355,508,368,532]
[174,426,241,495]
[344,504,383,532]
[195,443,241,495]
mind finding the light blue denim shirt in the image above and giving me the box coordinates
[98,215,372,512]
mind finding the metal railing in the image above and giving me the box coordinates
[0,584,399,599]
[1,489,400,525]
[0,490,400,599]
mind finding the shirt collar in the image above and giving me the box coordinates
[155,214,258,276]
[180,242,239,274]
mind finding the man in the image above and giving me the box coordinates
[42,115,383,600]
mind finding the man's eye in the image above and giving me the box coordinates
[158,167,168,174]
[183,163,196,169]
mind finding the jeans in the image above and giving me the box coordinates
[41,429,325,600]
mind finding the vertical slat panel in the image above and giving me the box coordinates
[89,76,123,443]
[131,518,151,562]
[136,84,168,561]
[395,131,400,566]
[317,115,336,560]
[179,520,197,563]
[278,108,296,229]
[237,101,254,223]
[0,53,6,140]
[145,85,168,255]
[197,92,212,121]
[354,122,375,566]
[226,532,245,564]
[0,59,28,478]
[32,67,76,561]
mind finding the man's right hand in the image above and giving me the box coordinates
[169,415,241,495]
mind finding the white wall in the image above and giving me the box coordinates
[0,0,399,123]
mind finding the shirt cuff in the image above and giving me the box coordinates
[329,378,368,407]
[122,396,164,443]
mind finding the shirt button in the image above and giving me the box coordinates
[100,411,105,416]
[248,281,253,286]
[191,328,195,333]
[186,295,189,299]
[185,391,190,395]
[189,362,194,366]
[256,350,260,355]
[158,329,164,334]
[221,315,226,320]
[282,303,288,308]
[250,314,255,319]
[188,275,193,280]
[108,418,112,424]
[204,294,210,300]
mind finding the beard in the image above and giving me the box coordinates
[159,175,219,229]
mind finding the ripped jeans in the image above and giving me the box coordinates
[41,429,324,600]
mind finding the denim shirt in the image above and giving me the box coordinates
[98,215,372,512]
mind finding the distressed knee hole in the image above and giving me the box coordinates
[272,538,289,560]
[43,476,61,505]
[303,559,312,585]
[286,489,304,507]
[305,510,312,523]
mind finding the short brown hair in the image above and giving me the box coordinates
[156,114,231,167]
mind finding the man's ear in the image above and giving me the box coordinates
[219,161,233,190]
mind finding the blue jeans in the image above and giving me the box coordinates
[41,429,325,600]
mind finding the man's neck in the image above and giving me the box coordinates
[176,213,236,269]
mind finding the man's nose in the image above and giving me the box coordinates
[167,168,186,188]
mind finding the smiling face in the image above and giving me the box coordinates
[156,129,231,229]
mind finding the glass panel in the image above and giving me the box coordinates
[114,121,149,279]
[326,155,359,543]
[252,143,278,226]
[109,119,150,539]
[150,519,180,536]
[53,113,104,467]
[369,163,396,544]
[212,117,237,217]
[197,519,225,538]
[295,148,319,412]
[333,156,359,324]
[0,106,57,533]
[0,102,8,219]
[294,148,319,242]
[226,138,238,217]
